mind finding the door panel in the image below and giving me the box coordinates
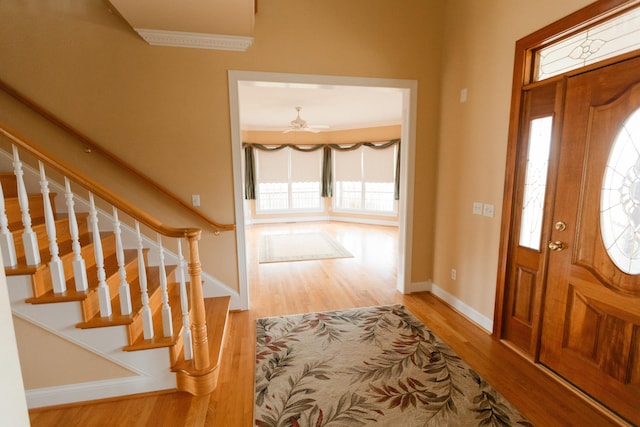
[501,83,562,357]
[539,56,640,425]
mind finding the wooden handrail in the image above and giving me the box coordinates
[0,124,199,239]
[0,79,234,233]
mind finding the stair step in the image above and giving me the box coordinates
[25,245,132,307]
[172,296,231,374]
[0,173,18,197]
[17,232,113,299]
[75,253,158,329]
[5,193,55,229]
[123,280,184,351]
[5,213,90,274]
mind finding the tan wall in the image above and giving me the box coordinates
[0,0,443,291]
[13,317,135,389]
[0,0,601,329]
[434,0,593,321]
[243,125,401,223]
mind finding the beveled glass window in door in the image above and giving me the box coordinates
[519,116,553,250]
[535,6,640,81]
[601,107,640,274]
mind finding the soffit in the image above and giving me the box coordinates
[108,0,254,51]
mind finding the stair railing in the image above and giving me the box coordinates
[0,123,230,388]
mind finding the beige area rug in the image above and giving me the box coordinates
[255,305,532,427]
[259,232,353,263]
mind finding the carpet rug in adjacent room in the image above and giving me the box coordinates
[259,232,353,263]
[255,304,532,427]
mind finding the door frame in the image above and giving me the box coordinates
[228,70,418,310]
[494,0,640,337]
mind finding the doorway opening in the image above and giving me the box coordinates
[228,71,418,310]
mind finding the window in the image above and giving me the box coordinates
[535,6,640,81]
[333,145,397,214]
[519,116,553,251]
[256,147,322,212]
[601,107,640,274]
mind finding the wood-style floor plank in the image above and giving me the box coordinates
[28,222,625,426]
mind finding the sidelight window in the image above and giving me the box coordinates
[519,116,553,250]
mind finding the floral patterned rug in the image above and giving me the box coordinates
[255,304,532,427]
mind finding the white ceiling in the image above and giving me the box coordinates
[238,81,404,132]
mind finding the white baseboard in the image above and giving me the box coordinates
[246,215,330,225]
[329,216,399,227]
[25,375,175,409]
[428,283,494,333]
[245,215,398,227]
[408,280,432,293]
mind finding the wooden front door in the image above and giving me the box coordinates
[539,56,640,424]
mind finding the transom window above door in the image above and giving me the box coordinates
[535,6,640,81]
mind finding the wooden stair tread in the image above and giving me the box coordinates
[123,278,184,351]
[5,192,57,229]
[5,214,91,275]
[0,173,18,197]
[25,288,90,304]
[171,295,231,373]
[76,263,165,329]
[24,240,124,304]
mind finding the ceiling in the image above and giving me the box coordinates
[108,1,403,132]
[238,82,403,132]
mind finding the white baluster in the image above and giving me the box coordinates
[113,207,132,315]
[135,221,154,339]
[64,178,88,292]
[177,239,192,360]
[0,180,17,267]
[39,161,66,293]
[157,234,173,338]
[12,145,40,266]
[89,193,112,317]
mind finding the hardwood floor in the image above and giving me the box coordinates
[28,222,626,426]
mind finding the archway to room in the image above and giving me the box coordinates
[228,71,417,310]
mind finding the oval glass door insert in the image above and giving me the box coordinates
[601,107,640,274]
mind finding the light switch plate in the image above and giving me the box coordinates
[483,203,494,218]
[473,202,483,215]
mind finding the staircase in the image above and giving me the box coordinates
[1,126,232,408]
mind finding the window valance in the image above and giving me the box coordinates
[242,139,401,201]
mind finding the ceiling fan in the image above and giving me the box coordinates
[283,106,330,133]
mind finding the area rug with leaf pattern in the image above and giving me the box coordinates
[255,304,532,427]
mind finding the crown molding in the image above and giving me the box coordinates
[135,28,253,51]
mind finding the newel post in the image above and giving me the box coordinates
[187,231,210,370]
